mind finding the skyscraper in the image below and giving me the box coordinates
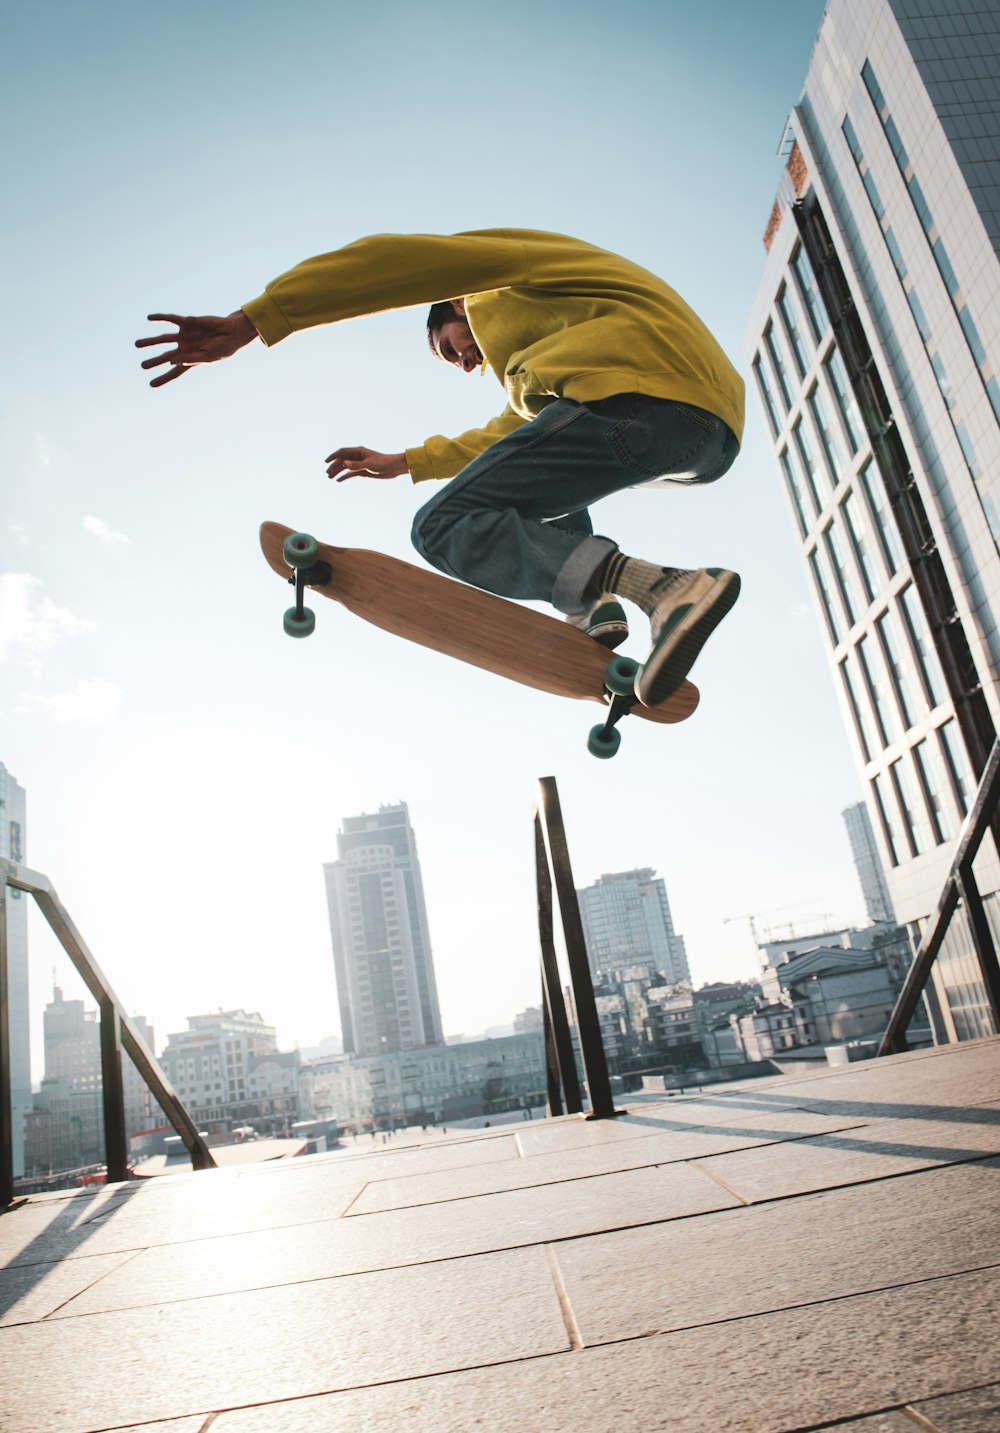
[745,0,1000,1042]
[0,763,30,1177]
[323,803,444,1057]
[843,800,896,924]
[577,868,690,984]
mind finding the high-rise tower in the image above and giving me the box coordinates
[843,800,896,924]
[323,803,444,1057]
[745,0,1000,1042]
[578,868,690,984]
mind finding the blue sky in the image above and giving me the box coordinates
[2,0,861,1074]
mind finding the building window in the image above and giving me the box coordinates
[780,448,809,537]
[876,609,921,730]
[792,244,827,340]
[859,461,902,577]
[809,550,842,644]
[764,322,794,410]
[913,737,957,844]
[858,632,901,745]
[939,720,976,818]
[872,771,903,866]
[891,757,930,857]
[824,524,860,628]
[808,386,847,486]
[794,418,830,516]
[825,347,865,455]
[778,284,810,377]
[841,491,877,602]
[898,586,946,709]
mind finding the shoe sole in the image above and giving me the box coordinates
[637,569,741,704]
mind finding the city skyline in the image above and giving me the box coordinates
[5,0,888,1071]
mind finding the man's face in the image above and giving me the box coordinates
[432,299,484,373]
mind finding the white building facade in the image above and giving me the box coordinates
[1,763,30,1177]
[745,0,1000,1044]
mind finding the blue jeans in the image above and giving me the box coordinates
[411,394,739,614]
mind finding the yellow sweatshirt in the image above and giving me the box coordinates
[242,229,744,484]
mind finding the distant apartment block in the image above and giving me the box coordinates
[159,1009,298,1134]
[745,0,1000,1043]
[0,763,30,1178]
[23,986,158,1177]
[323,803,444,1057]
[577,868,689,983]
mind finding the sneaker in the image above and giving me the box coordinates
[565,596,629,650]
[636,567,740,704]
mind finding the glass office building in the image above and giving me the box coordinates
[745,0,1000,1042]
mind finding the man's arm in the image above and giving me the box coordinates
[135,311,258,387]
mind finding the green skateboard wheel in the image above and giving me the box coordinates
[604,655,639,697]
[283,606,316,638]
[587,723,621,759]
[284,532,319,569]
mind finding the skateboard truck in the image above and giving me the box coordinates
[589,656,641,759]
[282,533,332,638]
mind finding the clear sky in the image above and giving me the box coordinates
[2,0,862,1080]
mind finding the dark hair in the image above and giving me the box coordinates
[426,300,459,353]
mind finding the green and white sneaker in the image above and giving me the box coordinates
[565,596,629,650]
[636,568,740,704]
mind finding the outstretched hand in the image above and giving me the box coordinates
[326,447,408,482]
[135,311,258,387]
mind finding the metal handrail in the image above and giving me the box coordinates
[1,858,215,1207]
[879,740,1000,1055]
[534,778,620,1120]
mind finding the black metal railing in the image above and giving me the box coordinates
[534,777,620,1120]
[1,858,216,1208]
[880,740,1000,1054]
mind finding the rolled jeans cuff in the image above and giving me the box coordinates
[552,535,617,615]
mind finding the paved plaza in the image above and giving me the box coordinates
[1,1038,998,1432]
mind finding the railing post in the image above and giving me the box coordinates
[0,858,217,1179]
[99,1003,129,1184]
[879,739,1000,1055]
[956,864,1000,1026]
[536,778,620,1120]
[536,814,581,1115]
[0,876,13,1207]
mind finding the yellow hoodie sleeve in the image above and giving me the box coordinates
[405,406,527,483]
[242,231,532,345]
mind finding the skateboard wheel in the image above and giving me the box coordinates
[284,532,319,569]
[587,723,621,759]
[604,655,639,697]
[283,605,316,638]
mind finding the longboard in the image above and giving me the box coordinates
[260,522,698,755]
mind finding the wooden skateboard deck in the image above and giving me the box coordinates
[260,521,698,728]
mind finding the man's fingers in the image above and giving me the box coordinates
[325,447,367,464]
[149,365,190,388]
[135,333,180,350]
[140,351,177,370]
[146,313,185,325]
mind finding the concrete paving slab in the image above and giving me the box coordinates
[206,1266,1000,1433]
[233,1131,522,1181]
[696,1105,1000,1202]
[51,1160,741,1318]
[910,1381,1000,1431]
[552,1157,1000,1343]
[107,1422,207,1433]
[348,1114,868,1214]
[0,1245,567,1433]
[0,1247,137,1327]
